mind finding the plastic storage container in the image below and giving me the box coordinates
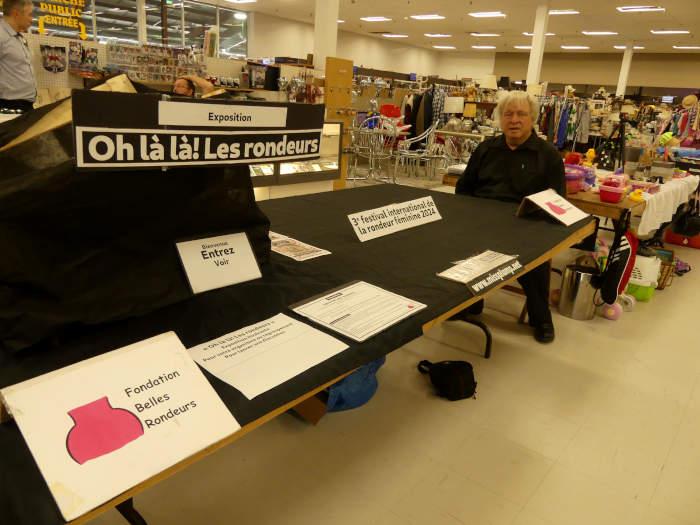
[626,283,656,301]
[565,173,581,194]
[630,180,660,193]
[599,184,625,203]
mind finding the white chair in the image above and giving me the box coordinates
[347,116,399,183]
[393,122,439,180]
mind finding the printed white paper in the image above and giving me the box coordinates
[438,250,517,284]
[292,281,427,342]
[0,333,239,522]
[269,232,331,261]
[347,196,442,242]
[176,232,261,294]
[188,313,348,399]
[517,189,589,226]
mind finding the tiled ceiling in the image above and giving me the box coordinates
[229,0,700,53]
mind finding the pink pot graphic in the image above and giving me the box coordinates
[545,201,567,215]
[66,396,144,465]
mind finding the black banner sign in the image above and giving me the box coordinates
[72,90,325,170]
[465,259,524,296]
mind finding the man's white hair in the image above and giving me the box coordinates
[494,90,539,124]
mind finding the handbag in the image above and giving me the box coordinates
[671,197,700,237]
[417,360,477,401]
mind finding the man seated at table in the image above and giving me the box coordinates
[455,90,565,343]
[172,75,215,97]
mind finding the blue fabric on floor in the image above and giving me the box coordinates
[327,356,386,412]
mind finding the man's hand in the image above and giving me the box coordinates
[182,75,215,94]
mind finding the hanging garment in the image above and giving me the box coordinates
[556,106,569,148]
[415,94,426,137]
[432,89,446,124]
[423,88,435,131]
[577,105,591,143]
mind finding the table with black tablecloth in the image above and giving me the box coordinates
[0,184,595,525]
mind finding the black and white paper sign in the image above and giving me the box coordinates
[347,196,442,242]
[175,233,262,294]
[72,91,325,170]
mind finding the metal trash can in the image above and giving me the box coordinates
[558,265,597,320]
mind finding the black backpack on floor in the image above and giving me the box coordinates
[418,360,477,401]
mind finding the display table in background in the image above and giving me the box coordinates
[0,185,595,525]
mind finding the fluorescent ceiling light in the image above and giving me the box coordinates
[470,33,500,37]
[468,11,506,18]
[360,16,392,22]
[472,45,496,49]
[673,45,700,49]
[337,20,345,23]
[634,46,645,49]
[614,45,646,49]
[549,9,580,15]
[617,5,665,12]
[523,32,555,36]
[582,31,619,35]
[234,12,247,19]
[514,45,532,49]
[651,29,690,34]
[383,34,408,38]
[433,45,456,49]
[410,14,445,20]
[561,45,590,49]
[425,33,451,37]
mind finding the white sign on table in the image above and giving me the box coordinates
[292,281,427,342]
[347,196,442,242]
[176,232,262,294]
[189,313,348,399]
[0,332,239,522]
[517,189,589,226]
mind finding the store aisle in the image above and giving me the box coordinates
[88,245,700,525]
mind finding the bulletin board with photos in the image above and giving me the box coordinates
[249,122,342,186]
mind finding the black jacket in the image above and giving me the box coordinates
[455,132,565,203]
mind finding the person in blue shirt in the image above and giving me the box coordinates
[0,0,36,112]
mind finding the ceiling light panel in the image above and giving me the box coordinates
[650,30,690,34]
[360,16,392,22]
[470,33,500,37]
[433,45,456,49]
[523,32,555,36]
[468,11,506,18]
[673,45,700,49]
[383,34,408,38]
[472,45,496,49]
[616,5,665,12]
[582,31,619,35]
[410,14,446,20]
[425,33,451,38]
[561,45,590,49]
[514,45,532,49]
[549,9,580,15]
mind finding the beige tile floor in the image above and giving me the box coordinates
[89,184,700,525]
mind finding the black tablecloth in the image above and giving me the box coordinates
[0,184,593,524]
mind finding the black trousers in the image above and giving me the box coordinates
[516,261,552,326]
[0,99,33,112]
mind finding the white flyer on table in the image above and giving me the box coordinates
[438,250,517,284]
[188,314,348,399]
[292,281,427,342]
[269,232,331,261]
[0,332,239,522]
[517,188,589,226]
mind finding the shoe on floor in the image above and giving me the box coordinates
[533,323,555,343]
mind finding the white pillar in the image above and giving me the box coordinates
[136,0,147,46]
[616,45,634,98]
[526,4,549,89]
[313,0,339,73]
[247,12,257,59]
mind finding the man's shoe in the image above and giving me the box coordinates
[533,323,555,343]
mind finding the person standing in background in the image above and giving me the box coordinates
[0,0,37,112]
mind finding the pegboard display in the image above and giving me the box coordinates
[26,33,104,90]
[106,43,206,83]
